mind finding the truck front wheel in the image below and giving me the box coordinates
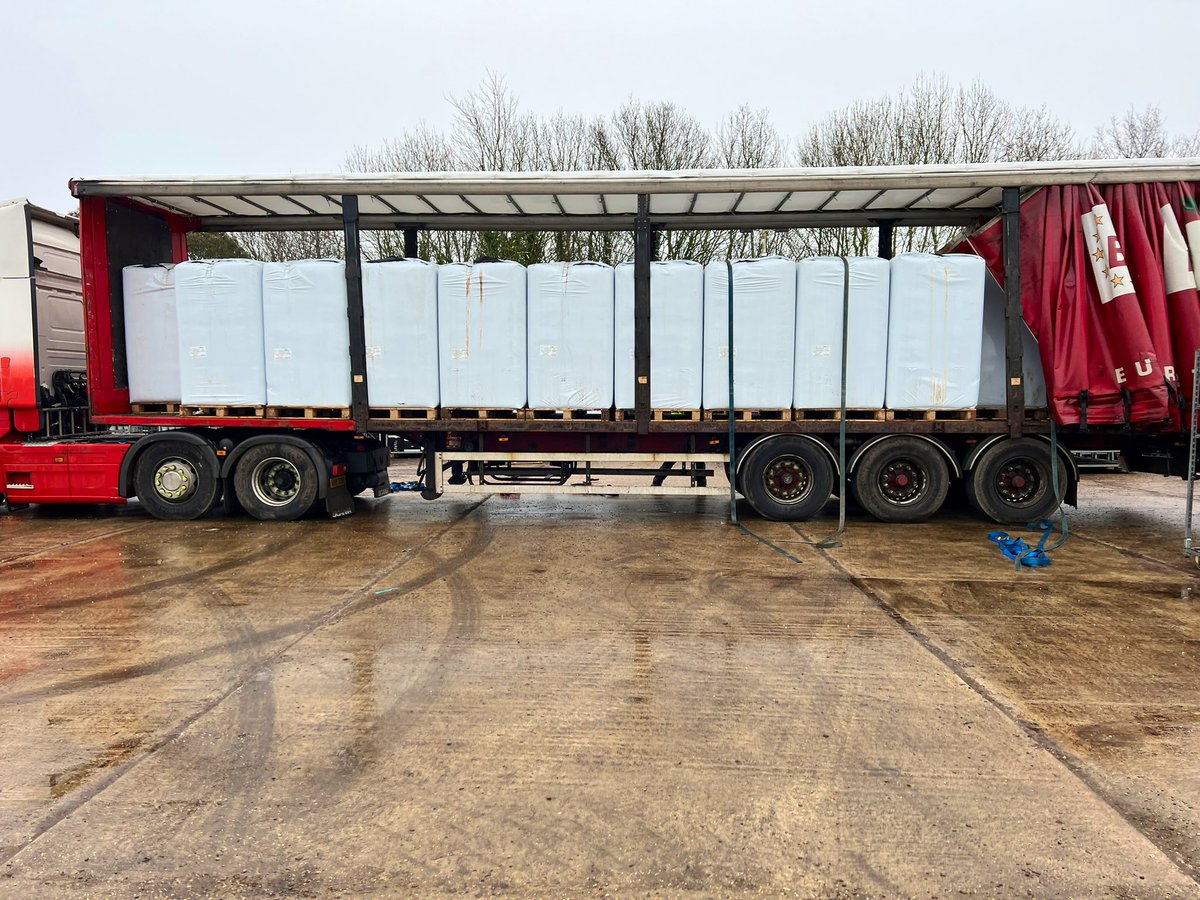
[234,444,319,521]
[133,441,221,520]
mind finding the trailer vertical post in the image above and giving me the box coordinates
[404,228,419,259]
[877,220,894,259]
[1002,187,1025,437]
[634,194,652,436]
[341,195,370,431]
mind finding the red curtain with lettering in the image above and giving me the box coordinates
[958,182,1200,428]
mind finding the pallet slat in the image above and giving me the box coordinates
[885,408,977,421]
[440,408,529,420]
[130,402,180,414]
[793,408,888,422]
[525,408,613,421]
[703,409,791,422]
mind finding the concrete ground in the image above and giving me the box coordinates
[0,466,1197,898]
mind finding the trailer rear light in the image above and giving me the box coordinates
[446,434,462,449]
[331,463,348,476]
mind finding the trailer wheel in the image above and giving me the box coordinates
[133,441,220,520]
[966,438,1067,525]
[851,437,950,523]
[740,436,834,521]
[234,444,319,521]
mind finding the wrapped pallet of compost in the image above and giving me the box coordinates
[175,259,266,406]
[438,261,526,408]
[527,262,615,409]
[122,263,180,403]
[702,256,797,409]
[363,258,439,408]
[794,256,890,409]
[885,253,986,410]
[262,259,351,407]
[615,260,704,409]
[978,272,1048,408]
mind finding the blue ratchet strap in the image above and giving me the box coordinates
[987,523,1052,569]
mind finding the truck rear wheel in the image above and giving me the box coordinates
[966,438,1066,525]
[740,436,834,522]
[852,437,950,523]
[234,444,319,521]
[133,441,220,520]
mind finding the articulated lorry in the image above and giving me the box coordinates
[2,161,1197,525]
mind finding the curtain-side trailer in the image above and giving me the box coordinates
[3,160,1198,525]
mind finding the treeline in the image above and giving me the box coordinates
[189,73,1200,265]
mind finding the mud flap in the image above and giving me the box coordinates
[324,482,355,518]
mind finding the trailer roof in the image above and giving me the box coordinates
[70,158,1200,232]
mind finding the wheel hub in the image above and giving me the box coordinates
[252,458,302,508]
[997,461,1039,504]
[154,459,197,501]
[879,459,926,505]
[763,456,812,504]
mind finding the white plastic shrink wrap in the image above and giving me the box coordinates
[885,253,986,410]
[261,260,351,407]
[794,256,890,409]
[702,256,797,409]
[978,273,1048,408]
[122,263,180,402]
[527,262,615,409]
[615,261,704,409]
[363,258,439,408]
[175,259,266,406]
[438,261,527,408]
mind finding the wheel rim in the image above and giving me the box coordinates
[153,458,198,502]
[251,457,302,508]
[762,455,813,504]
[996,459,1040,506]
[878,458,927,506]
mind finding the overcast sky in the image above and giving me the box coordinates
[4,0,1197,212]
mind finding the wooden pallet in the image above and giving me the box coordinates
[793,408,888,422]
[976,407,1051,421]
[703,408,791,422]
[525,408,613,421]
[265,406,351,420]
[369,407,438,421]
[440,407,528,420]
[130,402,179,414]
[886,408,977,421]
[614,408,701,422]
[180,405,264,418]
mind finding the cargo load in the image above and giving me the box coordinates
[615,260,704,409]
[527,262,615,409]
[174,259,266,406]
[122,263,180,403]
[794,256,890,409]
[363,258,439,408]
[438,261,527,408]
[262,260,351,408]
[978,273,1047,408]
[702,257,796,409]
[885,253,986,410]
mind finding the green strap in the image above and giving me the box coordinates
[727,260,737,525]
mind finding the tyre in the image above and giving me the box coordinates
[966,438,1067,525]
[851,437,951,523]
[740,436,835,522]
[233,443,320,521]
[133,440,221,520]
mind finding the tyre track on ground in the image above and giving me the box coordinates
[0,525,138,568]
[0,530,310,622]
[0,499,491,870]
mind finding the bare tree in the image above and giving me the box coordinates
[794,74,1078,255]
[237,229,344,262]
[1092,104,1200,158]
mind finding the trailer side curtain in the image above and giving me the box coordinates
[959,182,1200,429]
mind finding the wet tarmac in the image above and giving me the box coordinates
[0,467,1197,897]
